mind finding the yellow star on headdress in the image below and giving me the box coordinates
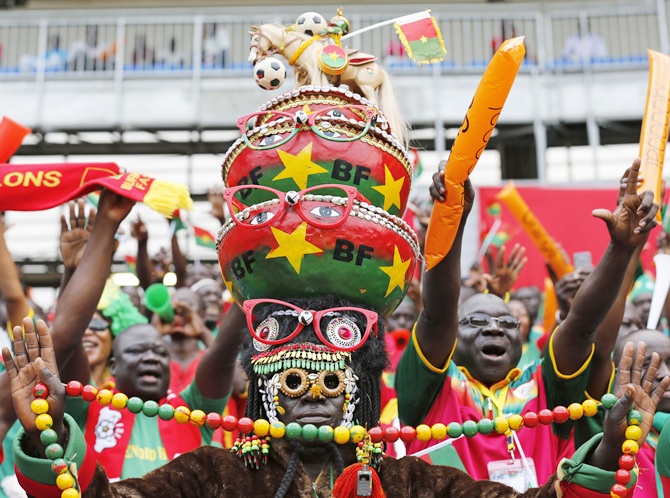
[379,246,411,297]
[274,142,328,190]
[266,222,323,274]
[222,271,233,294]
[372,165,405,212]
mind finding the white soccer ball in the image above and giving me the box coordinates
[295,12,326,37]
[253,57,287,91]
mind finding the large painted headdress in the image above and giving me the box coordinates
[219,84,419,430]
[218,86,419,317]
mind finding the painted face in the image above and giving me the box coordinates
[454,294,522,386]
[83,312,113,368]
[111,325,171,401]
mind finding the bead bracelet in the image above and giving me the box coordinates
[60,382,640,497]
[31,383,80,498]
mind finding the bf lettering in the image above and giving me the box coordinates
[231,250,256,278]
[237,166,264,200]
[333,239,374,266]
[332,159,370,185]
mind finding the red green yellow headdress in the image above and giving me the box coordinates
[222,86,413,217]
[219,86,418,315]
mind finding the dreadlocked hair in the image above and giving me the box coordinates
[244,369,266,421]
[273,450,300,498]
[240,295,389,427]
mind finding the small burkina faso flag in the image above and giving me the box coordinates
[124,254,137,275]
[193,225,216,250]
[394,11,446,64]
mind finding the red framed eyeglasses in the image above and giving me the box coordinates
[242,298,379,352]
[223,183,368,229]
[237,105,379,150]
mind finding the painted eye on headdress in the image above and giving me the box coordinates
[279,368,309,398]
[325,109,346,119]
[308,205,342,220]
[253,316,279,351]
[258,134,284,147]
[325,315,362,349]
[248,211,276,225]
[319,130,344,139]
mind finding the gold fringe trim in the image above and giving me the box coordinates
[144,179,193,217]
[393,16,447,65]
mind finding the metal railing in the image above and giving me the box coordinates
[0,1,667,81]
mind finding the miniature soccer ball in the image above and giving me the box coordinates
[253,57,287,90]
[296,12,326,37]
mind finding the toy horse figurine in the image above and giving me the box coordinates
[248,22,407,146]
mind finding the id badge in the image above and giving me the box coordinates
[487,458,538,493]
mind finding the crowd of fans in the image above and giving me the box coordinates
[0,158,668,497]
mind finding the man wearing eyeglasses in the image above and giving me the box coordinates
[396,160,659,491]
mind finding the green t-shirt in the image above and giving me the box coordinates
[396,332,592,434]
[65,381,227,479]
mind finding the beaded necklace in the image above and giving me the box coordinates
[33,381,640,498]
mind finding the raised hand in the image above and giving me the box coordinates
[429,162,475,215]
[2,318,66,455]
[615,167,645,207]
[97,189,135,224]
[208,185,226,225]
[593,159,658,248]
[60,198,96,269]
[130,216,149,243]
[590,341,670,470]
[483,243,527,298]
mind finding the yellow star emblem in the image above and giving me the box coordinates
[379,246,412,297]
[222,272,234,294]
[372,165,405,212]
[420,35,428,44]
[274,142,328,190]
[266,222,323,274]
[329,52,339,61]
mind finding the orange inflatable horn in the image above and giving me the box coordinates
[0,117,31,163]
[497,182,573,279]
[637,50,670,222]
[424,37,525,270]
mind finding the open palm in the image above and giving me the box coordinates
[1,319,65,440]
[60,199,96,269]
